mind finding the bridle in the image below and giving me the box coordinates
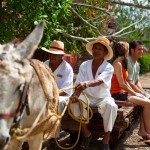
[0,81,31,123]
[14,81,30,123]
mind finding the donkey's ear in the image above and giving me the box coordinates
[16,20,45,59]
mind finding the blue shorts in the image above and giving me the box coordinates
[111,92,128,101]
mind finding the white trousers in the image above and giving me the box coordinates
[58,95,70,115]
[70,94,118,132]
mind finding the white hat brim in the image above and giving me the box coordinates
[86,40,113,60]
[41,47,65,55]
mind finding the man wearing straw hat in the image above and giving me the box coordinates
[42,40,74,115]
[71,36,118,150]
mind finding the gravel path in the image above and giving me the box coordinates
[42,86,150,150]
[42,117,150,150]
[114,117,150,150]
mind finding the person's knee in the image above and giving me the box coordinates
[106,101,118,111]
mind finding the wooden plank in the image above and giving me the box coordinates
[61,101,141,148]
[115,100,135,107]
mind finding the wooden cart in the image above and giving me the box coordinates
[61,101,141,148]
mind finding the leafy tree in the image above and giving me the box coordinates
[0,0,149,54]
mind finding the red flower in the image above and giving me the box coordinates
[93,9,97,13]
[106,2,109,9]
[92,0,96,5]
[111,17,115,21]
[87,12,91,18]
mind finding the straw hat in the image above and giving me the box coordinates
[41,40,65,55]
[86,36,113,60]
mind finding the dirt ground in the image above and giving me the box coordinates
[42,116,150,150]
[42,81,150,150]
[115,117,150,150]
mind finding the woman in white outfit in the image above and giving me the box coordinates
[71,37,118,150]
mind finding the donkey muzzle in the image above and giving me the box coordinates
[0,135,9,150]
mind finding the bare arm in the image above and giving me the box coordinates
[136,80,145,93]
[114,62,137,96]
[75,79,103,96]
[71,79,103,102]
[59,89,68,96]
[127,80,145,95]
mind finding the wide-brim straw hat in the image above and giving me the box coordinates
[41,40,65,55]
[86,36,113,60]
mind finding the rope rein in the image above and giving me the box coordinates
[10,59,93,150]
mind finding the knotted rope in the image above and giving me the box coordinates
[11,59,60,140]
[11,59,93,150]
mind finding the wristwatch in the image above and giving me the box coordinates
[85,81,90,88]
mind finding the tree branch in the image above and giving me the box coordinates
[69,2,111,15]
[69,6,103,35]
[107,29,136,38]
[87,15,103,23]
[56,29,96,42]
[110,1,150,10]
[111,17,143,36]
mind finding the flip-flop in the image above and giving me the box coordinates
[143,139,150,146]
[101,144,110,150]
[79,134,92,150]
[138,133,150,140]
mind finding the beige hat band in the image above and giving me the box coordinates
[50,46,64,52]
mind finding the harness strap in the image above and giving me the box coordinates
[0,82,30,120]
[0,113,16,119]
[14,82,31,123]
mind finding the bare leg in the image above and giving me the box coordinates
[143,106,150,133]
[102,132,110,144]
[138,110,150,138]
[79,124,92,149]
[128,96,150,134]
[81,124,91,137]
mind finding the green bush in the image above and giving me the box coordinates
[138,53,150,74]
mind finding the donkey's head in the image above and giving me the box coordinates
[0,21,44,149]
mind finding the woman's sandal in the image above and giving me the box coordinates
[79,134,92,150]
[138,132,150,140]
[143,139,150,146]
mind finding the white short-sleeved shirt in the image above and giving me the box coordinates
[127,56,140,84]
[44,59,74,96]
[75,60,114,99]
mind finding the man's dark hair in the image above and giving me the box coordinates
[129,40,143,55]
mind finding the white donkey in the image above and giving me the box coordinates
[0,21,59,150]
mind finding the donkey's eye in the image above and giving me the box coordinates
[15,84,23,94]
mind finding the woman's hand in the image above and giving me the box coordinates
[135,92,146,98]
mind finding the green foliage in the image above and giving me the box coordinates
[0,0,72,46]
[138,53,150,74]
[0,0,149,58]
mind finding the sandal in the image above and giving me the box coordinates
[138,131,150,140]
[101,144,110,150]
[79,134,92,150]
[143,139,150,146]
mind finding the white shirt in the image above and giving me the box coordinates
[44,59,74,96]
[75,60,114,99]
